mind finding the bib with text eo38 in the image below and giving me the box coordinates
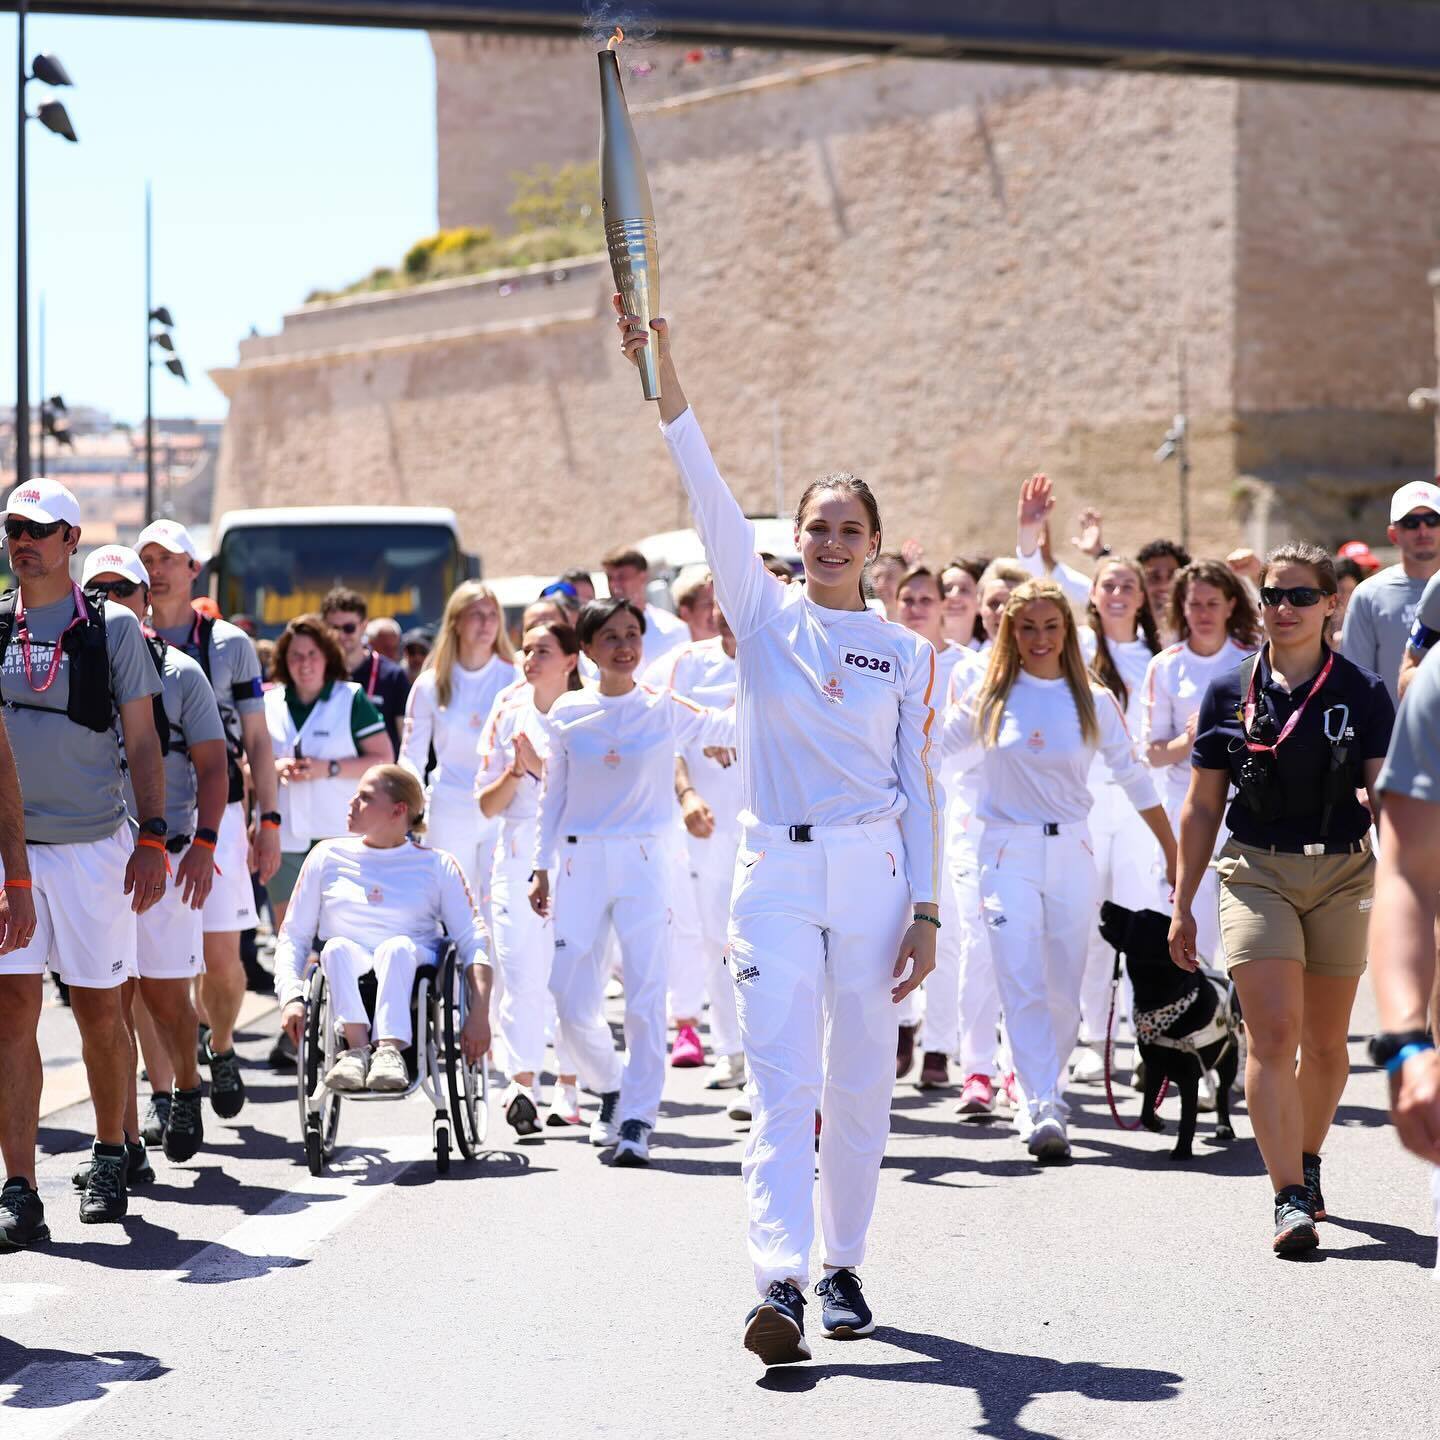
[839,645,897,685]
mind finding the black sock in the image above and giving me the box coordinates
[93,1141,125,1159]
[173,1084,202,1099]
[1276,1183,1310,1204]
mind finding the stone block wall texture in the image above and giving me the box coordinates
[212,38,1440,578]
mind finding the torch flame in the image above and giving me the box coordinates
[607,26,624,51]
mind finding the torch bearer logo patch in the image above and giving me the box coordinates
[603,748,622,770]
[367,885,384,905]
[822,675,845,702]
[1025,730,1046,753]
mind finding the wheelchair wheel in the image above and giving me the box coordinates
[297,967,342,1167]
[435,1117,450,1174]
[443,950,489,1159]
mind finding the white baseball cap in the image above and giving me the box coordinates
[1390,480,1440,524]
[5,476,80,527]
[135,518,199,561]
[82,545,149,588]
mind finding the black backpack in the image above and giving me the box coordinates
[0,587,116,734]
[185,614,246,802]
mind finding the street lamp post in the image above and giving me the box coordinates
[144,185,187,524]
[14,0,77,488]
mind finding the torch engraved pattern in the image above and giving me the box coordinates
[605,216,660,401]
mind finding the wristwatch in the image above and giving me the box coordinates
[139,817,168,839]
[1368,1030,1434,1070]
[195,827,219,846]
[260,810,283,828]
[328,759,341,778]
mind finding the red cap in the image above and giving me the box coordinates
[1337,541,1381,572]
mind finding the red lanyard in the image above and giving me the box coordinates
[365,651,380,697]
[15,583,87,694]
[1242,648,1334,755]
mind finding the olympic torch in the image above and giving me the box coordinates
[598,29,661,401]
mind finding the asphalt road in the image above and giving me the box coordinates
[2,983,1436,1440]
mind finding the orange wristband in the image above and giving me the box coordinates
[137,836,167,852]
[261,819,281,831]
[191,837,216,851]
[4,878,32,890]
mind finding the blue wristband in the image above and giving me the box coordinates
[1407,620,1437,655]
[1384,1041,1436,1074]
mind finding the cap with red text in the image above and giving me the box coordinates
[1389,480,1440,525]
[81,545,149,588]
[5,476,80,527]
[135,518,199,561]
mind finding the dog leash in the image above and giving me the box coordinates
[1103,962,1169,1131]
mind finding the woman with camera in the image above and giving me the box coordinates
[1169,544,1395,1256]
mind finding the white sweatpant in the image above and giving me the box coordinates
[729,819,910,1296]
[952,824,1002,1078]
[979,822,1097,1120]
[548,835,669,1126]
[668,824,743,1058]
[490,821,557,1078]
[426,787,498,925]
[665,828,709,1022]
[320,935,427,1045]
[1160,790,1225,968]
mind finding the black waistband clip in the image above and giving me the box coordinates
[787,824,813,843]
[1043,822,1060,836]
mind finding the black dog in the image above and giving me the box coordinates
[1099,901,1239,1161]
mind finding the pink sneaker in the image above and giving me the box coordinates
[670,1024,705,1068]
[997,1071,1020,1111]
[957,1073,995,1118]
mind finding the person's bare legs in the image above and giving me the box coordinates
[139,976,202,1090]
[132,988,175,1095]
[118,981,141,1144]
[1297,971,1363,1155]
[0,974,44,1185]
[67,984,131,1148]
[201,931,246,1053]
[1231,958,1306,1192]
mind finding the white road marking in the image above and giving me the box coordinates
[0,1357,159,1440]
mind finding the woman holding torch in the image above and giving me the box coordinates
[617,301,942,1367]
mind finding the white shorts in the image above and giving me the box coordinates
[201,801,258,934]
[0,827,137,989]
[137,878,205,980]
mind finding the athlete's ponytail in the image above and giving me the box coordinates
[796,472,883,605]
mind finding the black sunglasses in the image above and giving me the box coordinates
[1397,511,1440,531]
[328,620,361,635]
[4,516,68,542]
[89,579,141,599]
[1260,585,1326,609]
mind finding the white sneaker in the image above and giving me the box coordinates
[365,1046,409,1092]
[1069,1044,1104,1085]
[612,1118,651,1167]
[325,1045,371,1093]
[706,1052,747,1090]
[588,1091,621,1147]
[503,1082,544,1139]
[546,1084,582,1128]
[1026,1102,1071,1163]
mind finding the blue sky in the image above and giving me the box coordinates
[1,15,436,424]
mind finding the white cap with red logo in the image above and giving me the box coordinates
[1390,480,1440,524]
[5,476,80,527]
[81,545,149,588]
[135,519,199,562]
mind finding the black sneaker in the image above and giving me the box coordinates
[78,1144,129,1224]
[612,1118,651,1167]
[73,1139,153,1190]
[744,1281,811,1366]
[207,1044,247,1119]
[814,1267,875,1337]
[1303,1151,1327,1221]
[268,1029,298,1073]
[140,1091,171,1147]
[164,1086,205,1163]
[0,1178,49,1251]
[1273,1185,1319,1256]
[504,1086,544,1141]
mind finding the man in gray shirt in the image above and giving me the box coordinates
[1342,478,1440,700]
[0,478,166,1249]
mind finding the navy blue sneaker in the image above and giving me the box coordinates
[1273,1186,1318,1256]
[815,1268,875,1337]
[744,1281,811,1366]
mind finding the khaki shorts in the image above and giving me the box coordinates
[1215,840,1373,978]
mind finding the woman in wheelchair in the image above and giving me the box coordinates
[275,764,493,1093]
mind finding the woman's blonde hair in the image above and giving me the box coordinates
[976,579,1098,748]
[368,763,427,835]
[431,581,515,708]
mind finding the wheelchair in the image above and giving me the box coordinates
[296,942,489,1175]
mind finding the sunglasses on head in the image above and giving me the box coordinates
[1397,511,1440,531]
[1260,585,1326,609]
[4,516,68,542]
[89,579,141,599]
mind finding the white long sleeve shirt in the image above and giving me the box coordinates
[662,407,944,903]
[475,680,551,841]
[271,836,490,1006]
[1141,638,1254,808]
[535,683,735,871]
[946,671,1158,827]
[1080,629,1157,787]
[644,637,743,833]
[941,644,989,849]
[1015,544,1093,611]
[400,656,517,799]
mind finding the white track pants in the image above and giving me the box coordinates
[548,835,669,1126]
[951,826,1002,1076]
[979,823,1097,1119]
[729,819,910,1296]
[320,935,426,1045]
[665,829,709,1021]
[491,821,557,1078]
[672,825,743,1059]
[1159,791,1225,968]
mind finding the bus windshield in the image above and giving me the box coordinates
[216,522,463,639]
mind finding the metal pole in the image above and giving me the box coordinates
[16,0,30,487]
[37,292,44,478]
[144,181,154,525]
[1177,338,1191,550]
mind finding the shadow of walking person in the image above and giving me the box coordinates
[0,1338,169,1410]
[758,1326,1182,1439]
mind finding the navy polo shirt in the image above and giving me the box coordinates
[1191,647,1395,848]
[349,651,410,755]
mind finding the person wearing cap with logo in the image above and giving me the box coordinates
[137,518,280,1123]
[321,586,411,754]
[1342,480,1440,703]
[0,479,167,1247]
[77,545,227,1179]
[1172,543,1394,1255]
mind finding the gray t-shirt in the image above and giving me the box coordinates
[1378,646,1440,805]
[1342,564,1429,703]
[154,615,265,751]
[123,644,226,836]
[1,592,162,844]
[1413,569,1440,640]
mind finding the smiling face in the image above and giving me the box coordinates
[1014,598,1067,675]
[896,573,944,646]
[940,565,978,643]
[795,488,877,600]
[1092,560,1144,633]
[979,579,1012,641]
[1182,579,1236,646]
[678,581,718,641]
[285,631,329,699]
[585,608,643,678]
[1260,560,1335,651]
[521,625,576,688]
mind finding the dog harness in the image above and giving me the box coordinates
[1133,974,1236,1059]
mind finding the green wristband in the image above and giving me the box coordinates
[913,912,941,930]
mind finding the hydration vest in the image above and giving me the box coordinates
[187,614,247,803]
[0,587,116,734]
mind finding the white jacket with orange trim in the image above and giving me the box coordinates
[534,682,735,872]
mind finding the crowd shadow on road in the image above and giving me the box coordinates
[0,1338,169,1410]
[757,1325,1182,1438]
[392,1150,555,1187]
[1320,1215,1437,1268]
[43,1215,305,1285]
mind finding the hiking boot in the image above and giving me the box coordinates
[744,1281,810,1366]
[206,1043,247,1118]
[0,1178,49,1251]
[140,1091,171,1148]
[895,1024,917,1080]
[612,1118,652,1167]
[814,1268,875,1337]
[73,1139,153,1190]
[164,1086,205,1163]
[1273,1185,1319,1256]
[1303,1151,1327,1222]
[917,1052,950,1090]
[78,1144,129,1224]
